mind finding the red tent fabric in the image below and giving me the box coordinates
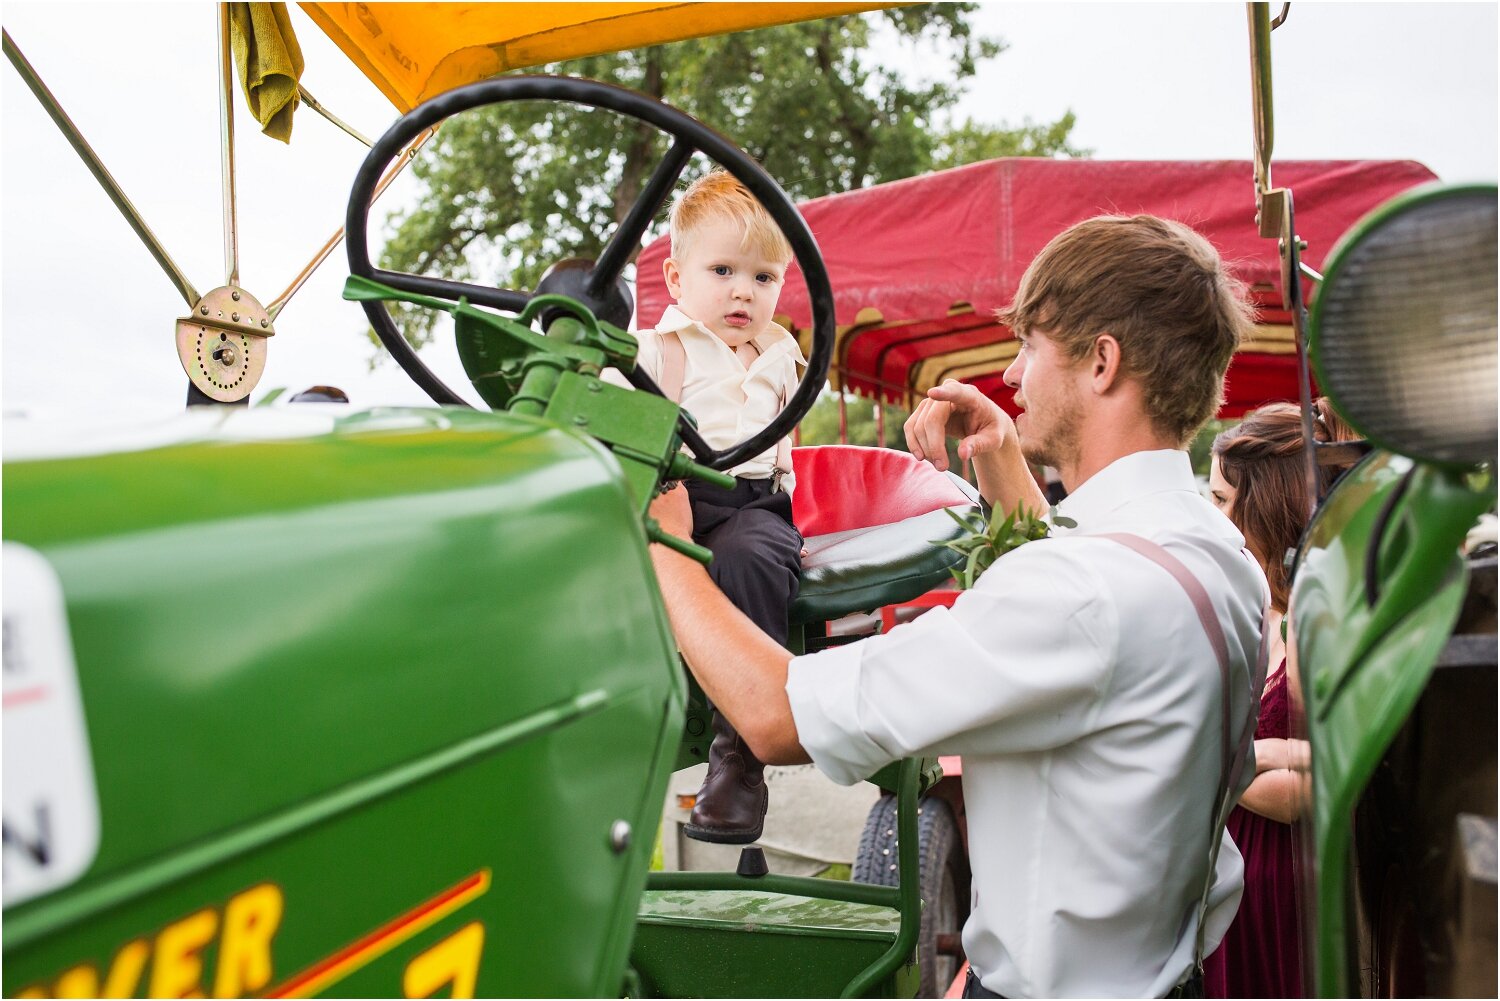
[635,158,1436,415]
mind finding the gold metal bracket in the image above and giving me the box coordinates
[176,286,274,402]
[1260,187,1288,240]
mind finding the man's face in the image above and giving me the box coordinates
[664,216,789,345]
[1003,327,1087,468]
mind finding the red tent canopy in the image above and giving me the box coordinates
[636,158,1436,417]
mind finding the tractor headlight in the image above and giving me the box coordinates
[1309,183,1497,467]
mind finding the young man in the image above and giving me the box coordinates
[649,215,1268,998]
[619,170,805,844]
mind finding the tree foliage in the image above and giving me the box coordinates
[797,392,912,450]
[377,4,1084,350]
[931,112,1091,169]
[796,392,964,471]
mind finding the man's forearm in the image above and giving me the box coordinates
[650,547,811,765]
[973,438,1049,518]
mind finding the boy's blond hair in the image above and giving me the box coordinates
[669,170,793,264]
[997,215,1256,447]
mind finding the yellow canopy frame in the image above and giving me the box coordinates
[299,2,896,112]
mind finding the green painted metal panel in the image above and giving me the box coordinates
[7,693,676,997]
[634,759,925,998]
[633,888,912,998]
[4,406,683,996]
[638,889,902,938]
[1292,452,1494,996]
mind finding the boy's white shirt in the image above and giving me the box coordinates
[606,305,805,492]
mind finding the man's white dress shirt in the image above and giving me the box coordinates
[786,449,1267,998]
[612,305,804,488]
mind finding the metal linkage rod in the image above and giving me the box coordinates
[218,3,239,287]
[3,29,200,306]
[267,127,436,320]
[298,84,374,147]
[1248,3,1275,198]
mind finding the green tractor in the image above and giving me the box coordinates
[2,49,977,998]
[3,3,1495,998]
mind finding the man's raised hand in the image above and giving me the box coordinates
[904,379,1015,471]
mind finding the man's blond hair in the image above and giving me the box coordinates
[669,170,793,263]
[998,215,1256,446]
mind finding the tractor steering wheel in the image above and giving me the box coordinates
[345,76,835,473]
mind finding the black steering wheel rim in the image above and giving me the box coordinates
[346,74,835,473]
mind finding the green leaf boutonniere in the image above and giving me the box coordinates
[938,506,1077,589]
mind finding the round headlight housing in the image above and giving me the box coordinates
[1309,183,1497,468]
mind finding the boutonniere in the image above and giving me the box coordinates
[940,506,1077,589]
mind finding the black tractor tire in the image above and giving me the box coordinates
[853,794,970,998]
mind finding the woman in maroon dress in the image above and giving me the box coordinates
[1202,398,1358,998]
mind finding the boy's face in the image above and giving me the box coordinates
[663,216,789,345]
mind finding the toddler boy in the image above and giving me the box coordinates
[628,170,805,844]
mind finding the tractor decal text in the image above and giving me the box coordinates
[11,871,490,999]
[13,881,284,999]
[264,869,490,999]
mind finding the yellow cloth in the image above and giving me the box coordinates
[228,2,304,143]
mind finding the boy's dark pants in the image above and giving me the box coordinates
[682,477,802,843]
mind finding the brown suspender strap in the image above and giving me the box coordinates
[659,330,686,403]
[1099,534,1233,800]
[1094,532,1270,969]
[773,377,793,489]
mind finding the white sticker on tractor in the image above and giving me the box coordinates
[3,543,100,906]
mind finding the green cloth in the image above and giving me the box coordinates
[228,2,304,143]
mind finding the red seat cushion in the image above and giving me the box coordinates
[791,445,975,537]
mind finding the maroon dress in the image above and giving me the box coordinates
[1205,660,1304,998]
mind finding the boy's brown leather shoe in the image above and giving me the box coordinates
[683,711,768,844]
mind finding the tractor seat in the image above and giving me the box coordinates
[790,445,981,626]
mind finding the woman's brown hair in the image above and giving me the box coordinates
[1213,398,1359,611]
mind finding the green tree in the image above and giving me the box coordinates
[798,392,913,450]
[378,4,1084,351]
[931,112,1092,169]
[797,391,966,470]
[1188,417,1234,478]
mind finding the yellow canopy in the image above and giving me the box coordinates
[299,2,895,112]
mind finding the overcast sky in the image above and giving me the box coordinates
[3,2,1495,421]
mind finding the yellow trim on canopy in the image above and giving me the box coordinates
[910,343,1019,397]
[1239,323,1296,354]
[299,3,898,112]
[904,323,1296,396]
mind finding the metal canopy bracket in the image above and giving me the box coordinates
[9,6,420,406]
[1260,187,1288,241]
[176,286,274,402]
